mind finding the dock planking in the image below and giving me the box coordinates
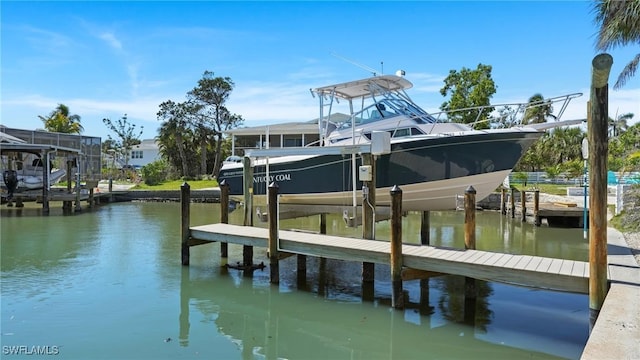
[189,223,590,294]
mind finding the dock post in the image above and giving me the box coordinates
[88,187,94,208]
[42,152,50,214]
[297,253,307,287]
[510,187,516,218]
[588,53,612,327]
[464,186,477,315]
[219,180,229,258]
[533,190,540,226]
[362,153,375,285]
[500,187,507,215]
[520,190,527,222]
[464,186,477,250]
[181,182,191,266]
[242,156,254,269]
[420,211,430,245]
[390,185,404,309]
[319,213,326,234]
[268,182,279,284]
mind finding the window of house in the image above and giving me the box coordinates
[131,150,144,159]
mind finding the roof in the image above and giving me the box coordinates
[312,75,413,100]
[226,122,319,136]
[0,143,83,155]
[224,113,351,136]
[0,132,27,144]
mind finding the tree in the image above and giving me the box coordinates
[439,64,496,129]
[592,0,640,89]
[188,71,244,176]
[102,114,143,166]
[608,112,633,137]
[156,100,193,178]
[522,94,555,125]
[38,104,84,134]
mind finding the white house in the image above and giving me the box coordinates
[127,139,160,168]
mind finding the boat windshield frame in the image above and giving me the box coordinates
[313,75,437,138]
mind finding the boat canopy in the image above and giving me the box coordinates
[312,75,412,100]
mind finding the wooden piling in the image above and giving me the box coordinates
[464,186,476,250]
[533,190,541,226]
[268,182,279,284]
[242,157,254,268]
[319,213,326,235]
[500,187,507,215]
[420,211,430,245]
[42,153,50,214]
[362,153,375,284]
[464,186,477,304]
[520,190,526,222]
[297,254,307,286]
[219,180,229,258]
[390,185,404,309]
[588,53,612,325]
[181,182,191,266]
[510,187,516,218]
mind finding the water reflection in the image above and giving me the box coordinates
[177,263,565,359]
[1,202,588,359]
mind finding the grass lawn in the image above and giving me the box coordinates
[132,179,219,190]
[505,183,570,196]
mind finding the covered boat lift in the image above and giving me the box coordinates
[1,127,102,214]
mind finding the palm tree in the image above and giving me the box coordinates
[608,112,634,137]
[522,93,555,124]
[592,0,640,89]
[38,104,84,134]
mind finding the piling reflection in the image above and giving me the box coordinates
[178,260,541,359]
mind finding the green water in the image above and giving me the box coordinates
[1,202,589,359]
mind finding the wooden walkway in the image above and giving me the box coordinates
[189,223,590,294]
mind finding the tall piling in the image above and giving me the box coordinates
[464,186,477,251]
[362,153,375,285]
[464,186,477,320]
[420,211,430,245]
[520,190,527,222]
[219,180,229,258]
[510,187,516,218]
[390,185,404,309]
[242,157,254,269]
[588,53,612,327]
[181,182,191,266]
[533,190,540,226]
[268,182,279,284]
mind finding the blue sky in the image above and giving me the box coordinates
[1,1,639,141]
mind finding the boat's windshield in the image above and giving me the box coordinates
[336,98,437,130]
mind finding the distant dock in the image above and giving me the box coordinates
[500,188,588,227]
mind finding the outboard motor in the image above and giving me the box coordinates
[3,170,18,200]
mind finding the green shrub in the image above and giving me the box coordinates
[141,160,169,186]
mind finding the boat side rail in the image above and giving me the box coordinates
[428,92,583,129]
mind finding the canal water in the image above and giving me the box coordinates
[1,202,589,359]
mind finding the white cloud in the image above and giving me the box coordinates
[99,32,122,51]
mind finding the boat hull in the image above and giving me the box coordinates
[0,169,67,192]
[218,131,541,211]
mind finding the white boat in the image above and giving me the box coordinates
[218,74,582,212]
[1,155,67,198]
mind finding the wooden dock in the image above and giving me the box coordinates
[500,188,588,227]
[189,223,590,294]
[510,201,588,227]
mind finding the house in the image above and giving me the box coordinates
[225,114,350,156]
[126,139,161,168]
